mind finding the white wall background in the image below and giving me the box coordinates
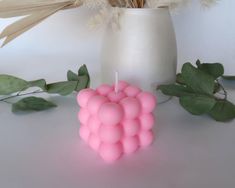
[0,0,234,84]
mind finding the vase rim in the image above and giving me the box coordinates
[112,6,169,11]
[113,7,169,14]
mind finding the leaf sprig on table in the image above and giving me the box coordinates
[158,60,235,122]
[0,65,90,113]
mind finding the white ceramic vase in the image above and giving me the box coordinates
[100,8,177,102]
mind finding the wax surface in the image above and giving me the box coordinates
[77,81,156,162]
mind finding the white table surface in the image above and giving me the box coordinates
[1,84,235,188]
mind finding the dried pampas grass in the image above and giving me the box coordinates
[0,0,82,46]
[0,0,219,47]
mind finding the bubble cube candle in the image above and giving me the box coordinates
[77,81,156,162]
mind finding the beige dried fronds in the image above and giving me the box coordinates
[108,0,146,8]
[0,0,82,47]
[82,0,219,8]
[88,7,110,28]
[146,0,219,8]
[0,0,221,47]
[146,0,189,9]
[88,6,123,30]
[200,0,218,7]
[80,0,109,8]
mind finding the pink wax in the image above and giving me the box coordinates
[108,91,126,102]
[124,85,141,97]
[77,81,156,162]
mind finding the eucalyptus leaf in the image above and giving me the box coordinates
[176,73,185,85]
[158,84,193,97]
[197,63,224,79]
[209,100,235,122]
[67,70,79,81]
[12,97,57,113]
[181,63,215,95]
[29,79,47,91]
[47,81,77,96]
[0,74,28,95]
[180,95,216,115]
[78,64,89,76]
[78,64,90,87]
[75,75,90,92]
[158,61,235,122]
[0,64,91,114]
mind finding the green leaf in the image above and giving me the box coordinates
[180,95,216,115]
[209,100,235,122]
[75,75,90,92]
[29,79,47,91]
[67,65,90,92]
[67,70,79,81]
[176,73,186,85]
[158,84,193,97]
[222,75,235,81]
[0,75,28,95]
[197,63,224,79]
[12,97,57,113]
[78,64,90,87]
[78,64,89,76]
[47,81,77,96]
[181,63,215,95]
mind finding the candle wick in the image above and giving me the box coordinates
[115,71,119,94]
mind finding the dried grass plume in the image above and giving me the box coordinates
[0,0,220,47]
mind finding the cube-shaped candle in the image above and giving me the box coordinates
[77,81,156,162]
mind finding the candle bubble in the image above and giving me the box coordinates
[120,97,141,119]
[88,134,101,151]
[139,130,154,147]
[108,91,126,102]
[139,113,155,130]
[79,125,90,142]
[99,124,123,143]
[124,85,141,97]
[96,84,113,96]
[77,108,90,125]
[122,136,139,154]
[87,95,108,115]
[87,115,101,133]
[99,143,123,162]
[113,80,129,91]
[122,119,140,136]
[77,88,96,108]
[137,92,156,113]
[99,103,124,125]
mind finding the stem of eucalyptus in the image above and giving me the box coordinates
[216,80,227,100]
[0,90,44,103]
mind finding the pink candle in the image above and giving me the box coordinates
[77,80,156,162]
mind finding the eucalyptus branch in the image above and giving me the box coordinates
[0,90,44,102]
[0,65,90,113]
[215,79,227,100]
[158,60,235,122]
